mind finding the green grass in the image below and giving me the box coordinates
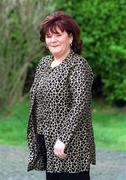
[0,99,126,150]
[0,98,29,146]
[93,102,126,151]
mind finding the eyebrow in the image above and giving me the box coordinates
[46,31,62,36]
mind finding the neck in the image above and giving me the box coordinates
[54,49,70,62]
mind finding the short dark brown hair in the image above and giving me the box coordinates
[40,11,83,54]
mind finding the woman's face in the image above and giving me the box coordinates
[45,27,73,58]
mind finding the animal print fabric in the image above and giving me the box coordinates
[27,50,96,173]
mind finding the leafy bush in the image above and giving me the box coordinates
[0,0,54,109]
[55,0,126,104]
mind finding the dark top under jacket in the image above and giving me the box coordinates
[27,50,96,173]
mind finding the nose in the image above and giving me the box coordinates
[50,35,57,42]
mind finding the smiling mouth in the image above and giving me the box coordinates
[51,45,59,47]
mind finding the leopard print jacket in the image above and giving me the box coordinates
[27,50,96,173]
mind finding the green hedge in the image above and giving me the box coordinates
[55,0,126,104]
[1,0,126,108]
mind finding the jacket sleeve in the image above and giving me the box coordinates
[29,56,50,97]
[27,58,47,171]
[29,59,43,95]
[58,60,94,146]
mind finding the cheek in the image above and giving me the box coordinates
[61,38,70,47]
[45,38,50,45]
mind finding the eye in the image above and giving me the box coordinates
[46,34,52,38]
[56,33,62,36]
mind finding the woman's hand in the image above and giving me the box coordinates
[54,139,67,159]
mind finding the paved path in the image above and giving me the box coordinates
[0,145,126,180]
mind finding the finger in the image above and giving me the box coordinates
[54,149,61,157]
[58,149,67,159]
[60,149,67,157]
[54,149,67,159]
[53,144,67,157]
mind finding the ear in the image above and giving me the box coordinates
[69,33,73,44]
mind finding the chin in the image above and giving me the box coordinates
[50,49,62,56]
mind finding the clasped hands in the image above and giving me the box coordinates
[54,139,67,159]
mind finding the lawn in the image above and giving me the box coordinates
[0,99,126,150]
[0,99,29,145]
[93,102,126,150]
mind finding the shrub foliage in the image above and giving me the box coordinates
[0,0,126,108]
[0,0,54,108]
[55,0,126,104]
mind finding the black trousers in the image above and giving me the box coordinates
[46,171,90,180]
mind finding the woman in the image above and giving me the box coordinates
[27,11,96,180]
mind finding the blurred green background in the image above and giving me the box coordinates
[0,0,126,150]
